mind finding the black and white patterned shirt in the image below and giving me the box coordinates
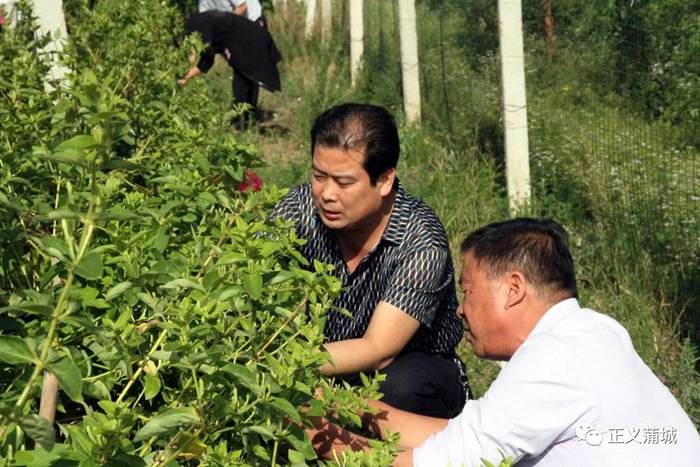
[271,182,463,354]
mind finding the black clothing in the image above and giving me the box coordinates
[271,183,464,353]
[185,11,282,92]
[271,182,470,415]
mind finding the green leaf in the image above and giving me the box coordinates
[286,429,317,460]
[287,449,305,465]
[103,159,143,171]
[105,281,133,301]
[242,273,262,300]
[265,397,301,424]
[46,356,83,402]
[161,278,205,293]
[133,407,200,442]
[19,414,55,451]
[260,241,281,258]
[37,151,89,168]
[144,374,161,400]
[56,134,100,151]
[0,303,53,317]
[0,336,35,364]
[136,293,159,311]
[198,191,217,205]
[75,252,103,280]
[64,424,95,454]
[242,425,275,438]
[221,363,262,397]
[42,206,81,220]
[151,175,179,184]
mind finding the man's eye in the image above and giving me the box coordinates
[337,182,352,188]
[313,174,325,180]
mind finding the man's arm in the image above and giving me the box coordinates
[177,66,203,86]
[320,301,421,375]
[306,414,416,466]
[306,401,448,465]
[361,400,448,448]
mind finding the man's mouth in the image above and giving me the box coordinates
[321,209,341,220]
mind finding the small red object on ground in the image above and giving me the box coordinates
[236,169,263,193]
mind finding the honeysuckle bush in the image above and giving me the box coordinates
[0,2,399,465]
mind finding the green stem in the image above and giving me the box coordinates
[254,296,308,360]
[152,426,204,467]
[0,270,75,437]
[271,439,280,467]
[116,329,168,404]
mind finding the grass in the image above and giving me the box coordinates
[197,1,700,424]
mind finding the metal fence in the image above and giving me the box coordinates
[526,4,700,268]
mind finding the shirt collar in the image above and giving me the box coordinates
[381,181,409,245]
[527,297,581,339]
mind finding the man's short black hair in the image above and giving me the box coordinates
[461,218,578,299]
[310,103,400,186]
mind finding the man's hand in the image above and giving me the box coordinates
[321,301,421,375]
[178,66,202,87]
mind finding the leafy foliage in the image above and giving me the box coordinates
[0,1,397,465]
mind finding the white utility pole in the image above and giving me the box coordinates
[398,0,421,124]
[31,0,71,91]
[305,0,317,37]
[349,0,363,87]
[321,0,331,42]
[499,0,531,212]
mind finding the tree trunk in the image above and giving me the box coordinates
[349,0,363,87]
[542,0,556,60]
[398,0,421,124]
[498,0,531,212]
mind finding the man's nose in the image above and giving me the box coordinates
[321,181,338,202]
[457,303,466,318]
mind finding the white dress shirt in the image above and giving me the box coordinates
[413,299,700,467]
[199,0,261,22]
[232,0,261,21]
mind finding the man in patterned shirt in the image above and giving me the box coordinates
[271,103,469,417]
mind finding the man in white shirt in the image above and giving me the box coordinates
[198,0,265,27]
[307,218,700,466]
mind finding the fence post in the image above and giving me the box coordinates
[349,0,363,87]
[398,0,421,124]
[305,0,317,37]
[321,0,331,42]
[31,0,72,91]
[499,0,530,212]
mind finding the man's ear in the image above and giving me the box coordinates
[504,271,526,310]
[378,168,396,196]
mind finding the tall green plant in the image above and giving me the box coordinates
[0,1,399,464]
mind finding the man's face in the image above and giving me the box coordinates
[311,145,391,233]
[458,251,508,359]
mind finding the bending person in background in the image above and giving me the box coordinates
[271,103,470,418]
[179,11,281,129]
[306,218,700,467]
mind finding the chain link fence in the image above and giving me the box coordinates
[527,2,700,269]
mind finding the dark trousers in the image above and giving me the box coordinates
[232,69,259,127]
[342,352,471,418]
